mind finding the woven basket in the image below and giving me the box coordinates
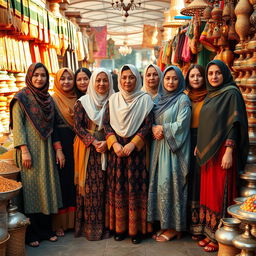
[0,234,10,256]
[6,226,27,256]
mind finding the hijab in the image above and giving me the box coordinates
[52,68,77,127]
[141,64,162,99]
[74,67,92,98]
[197,60,249,169]
[79,68,114,130]
[109,64,154,138]
[154,65,185,119]
[10,63,54,139]
[185,64,207,102]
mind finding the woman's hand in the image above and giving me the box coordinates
[22,151,32,169]
[113,142,124,157]
[221,147,233,169]
[123,142,135,156]
[152,125,164,140]
[95,141,107,153]
[56,149,65,169]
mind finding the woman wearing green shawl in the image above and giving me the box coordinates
[196,60,249,252]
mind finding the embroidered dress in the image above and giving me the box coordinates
[74,102,107,240]
[103,103,153,236]
[147,94,191,231]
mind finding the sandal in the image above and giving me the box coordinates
[56,229,65,237]
[204,242,219,252]
[28,241,40,247]
[49,236,58,242]
[155,230,182,242]
[152,230,165,240]
[198,237,210,247]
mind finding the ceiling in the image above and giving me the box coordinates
[68,0,171,46]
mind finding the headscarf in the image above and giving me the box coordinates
[10,63,54,139]
[79,68,114,130]
[109,64,154,138]
[197,60,249,170]
[74,67,92,98]
[141,64,162,99]
[154,65,186,119]
[52,68,77,127]
[185,64,207,103]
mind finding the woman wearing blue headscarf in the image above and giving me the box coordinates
[147,65,191,242]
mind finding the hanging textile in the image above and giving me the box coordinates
[0,0,13,27]
[107,38,115,59]
[91,26,107,59]
[142,24,162,48]
[29,0,38,39]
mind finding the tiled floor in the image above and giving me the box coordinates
[26,232,218,256]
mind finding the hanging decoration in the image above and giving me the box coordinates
[111,0,141,17]
[118,40,132,56]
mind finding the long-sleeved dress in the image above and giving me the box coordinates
[103,103,153,237]
[74,101,107,241]
[12,101,62,215]
[147,94,191,231]
[52,107,76,231]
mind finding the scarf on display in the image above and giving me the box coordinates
[197,60,249,169]
[154,65,186,120]
[10,63,54,140]
[109,64,154,138]
[52,68,77,127]
[141,64,162,100]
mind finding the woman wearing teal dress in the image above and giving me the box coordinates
[10,63,64,247]
[147,65,191,242]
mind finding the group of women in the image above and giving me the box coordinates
[9,59,248,253]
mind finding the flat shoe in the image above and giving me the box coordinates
[155,231,182,242]
[198,238,210,247]
[56,230,65,237]
[152,230,165,240]
[49,236,58,242]
[131,235,142,244]
[204,242,219,252]
[114,233,126,241]
[28,241,40,247]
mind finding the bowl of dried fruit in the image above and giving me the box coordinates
[0,176,22,201]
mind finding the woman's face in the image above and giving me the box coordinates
[59,71,74,92]
[120,69,136,92]
[95,72,109,95]
[163,69,179,92]
[76,71,90,93]
[32,67,47,89]
[145,66,160,89]
[188,68,204,89]
[207,64,223,87]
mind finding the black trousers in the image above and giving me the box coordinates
[26,213,55,243]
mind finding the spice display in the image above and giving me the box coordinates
[0,176,21,192]
[0,161,19,174]
[240,195,256,212]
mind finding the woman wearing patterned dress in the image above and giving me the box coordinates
[10,63,64,247]
[51,68,77,237]
[103,64,154,244]
[74,68,114,240]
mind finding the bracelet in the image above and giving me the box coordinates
[21,151,29,154]
[56,149,62,151]
[53,141,62,150]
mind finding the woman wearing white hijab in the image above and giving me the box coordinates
[141,64,162,101]
[73,68,114,241]
[103,64,154,244]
